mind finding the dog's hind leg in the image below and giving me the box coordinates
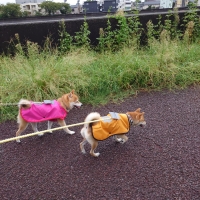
[47,121,53,133]
[80,128,87,153]
[16,122,28,143]
[90,141,100,157]
[80,138,87,154]
[85,136,100,157]
[57,119,75,134]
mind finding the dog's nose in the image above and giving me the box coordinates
[140,124,146,127]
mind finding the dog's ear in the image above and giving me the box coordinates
[135,108,141,113]
[138,113,144,119]
[68,90,74,98]
[135,113,141,120]
[139,113,145,120]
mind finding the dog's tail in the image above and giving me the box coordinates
[84,112,101,128]
[81,112,101,138]
[18,99,31,109]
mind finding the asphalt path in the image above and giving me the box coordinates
[0,87,200,199]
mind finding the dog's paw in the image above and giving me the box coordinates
[68,131,75,135]
[16,139,21,143]
[38,133,44,137]
[120,139,125,144]
[81,149,86,154]
[48,130,53,133]
[94,152,100,157]
[115,138,123,142]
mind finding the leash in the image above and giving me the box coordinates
[0,116,112,144]
[0,100,57,107]
[0,101,56,106]
[0,102,43,106]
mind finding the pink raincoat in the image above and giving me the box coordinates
[21,100,67,122]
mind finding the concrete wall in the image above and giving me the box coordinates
[0,16,115,54]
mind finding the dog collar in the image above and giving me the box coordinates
[126,113,133,126]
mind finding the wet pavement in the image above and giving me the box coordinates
[0,87,200,199]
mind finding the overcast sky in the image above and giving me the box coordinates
[0,0,83,5]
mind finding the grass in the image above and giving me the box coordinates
[1,36,200,121]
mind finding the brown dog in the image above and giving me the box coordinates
[16,90,82,142]
[80,108,146,157]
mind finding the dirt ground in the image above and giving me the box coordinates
[0,87,200,200]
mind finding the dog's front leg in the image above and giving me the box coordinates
[47,121,53,133]
[118,134,128,144]
[57,119,75,134]
[31,123,43,137]
[114,135,123,142]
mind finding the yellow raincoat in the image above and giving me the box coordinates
[92,113,130,141]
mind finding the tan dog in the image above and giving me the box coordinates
[16,90,82,143]
[80,108,146,157]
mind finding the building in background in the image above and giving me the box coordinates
[179,0,189,6]
[82,0,132,13]
[103,0,118,12]
[117,0,132,11]
[16,0,45,15]
[145,0,160,8]
[71,3,83,13]
[159,0,173,8]
[17,0,199,15]
[20,2,45,15]
[82,1,99,12]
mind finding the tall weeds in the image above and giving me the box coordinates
[58,20,73,53]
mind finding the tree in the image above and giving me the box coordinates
[21,11,29,17]
[0,3,21,18]
[35,11,42,16]
[40,1,60,15]
[58,3,71,14]
[0,5,3,18]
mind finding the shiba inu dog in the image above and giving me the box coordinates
[16,90,82,142]
[80,108,146,157]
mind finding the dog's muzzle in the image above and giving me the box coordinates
[139,122,146,127]
[74,104,82,109]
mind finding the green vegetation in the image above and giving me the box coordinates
[40,1,71,15]
[1,6,200,121]
[0,3,21,18]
